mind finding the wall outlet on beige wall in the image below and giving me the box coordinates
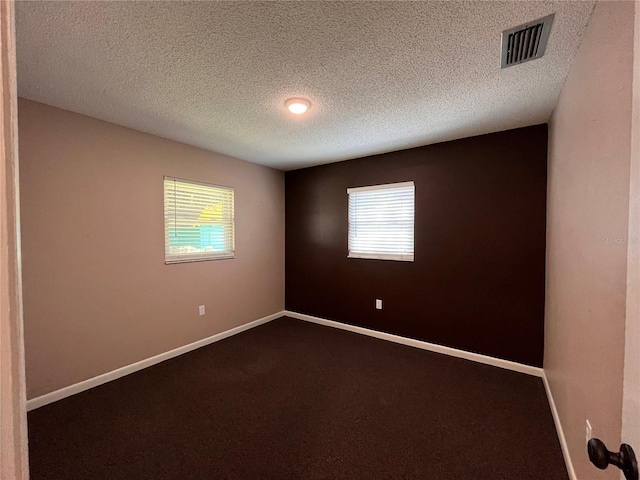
[199,305,205,316]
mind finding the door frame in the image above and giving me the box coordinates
[0,0,29,478]
[622,2,640,468]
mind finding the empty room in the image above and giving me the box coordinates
[1,1,639,479]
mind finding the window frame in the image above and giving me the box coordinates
[163,176,235,264]
[347,181,415,262]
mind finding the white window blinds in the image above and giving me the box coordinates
[164,177,235,264]
[348,181,415,262]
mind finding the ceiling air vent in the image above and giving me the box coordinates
[501,13,554,69]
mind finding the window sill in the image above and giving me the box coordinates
[347,253,414,262]
[165,254,235,264]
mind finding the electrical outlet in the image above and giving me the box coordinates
[198,305,205,316]
[586,420,593,443]
[375,299,383,310]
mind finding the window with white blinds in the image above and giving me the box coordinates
[164,177,235,264]
[348,181,415,262]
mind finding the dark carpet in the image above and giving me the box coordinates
[28,317,567,479]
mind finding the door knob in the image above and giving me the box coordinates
[588,438,638,480]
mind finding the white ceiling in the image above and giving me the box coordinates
[16,1,595,171]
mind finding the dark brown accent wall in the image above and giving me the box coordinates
[285,125,547,367]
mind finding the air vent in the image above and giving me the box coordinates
[501,14,554,69]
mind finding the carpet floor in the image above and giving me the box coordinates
[28,317,567,479]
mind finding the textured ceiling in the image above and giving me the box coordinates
[16,1,595,170]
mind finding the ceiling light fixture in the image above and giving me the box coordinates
[285,98,310,114]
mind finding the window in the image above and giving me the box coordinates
[164,176,234,263]
[348,181,415,262]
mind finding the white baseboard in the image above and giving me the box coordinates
[284,310,544,377]
[28,309,546,406]
[284,311,576,474]
[542,371,577,480]
[26,311,286,411]
[28,308,570,478]
[286,311,573,479]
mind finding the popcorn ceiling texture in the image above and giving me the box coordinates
[16,1,594,170]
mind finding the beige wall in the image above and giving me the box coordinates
[18,99,285,400]
[545,2,634,479]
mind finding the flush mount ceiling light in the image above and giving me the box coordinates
[285,98,310,114]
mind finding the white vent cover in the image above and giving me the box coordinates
[501,14,555,69]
